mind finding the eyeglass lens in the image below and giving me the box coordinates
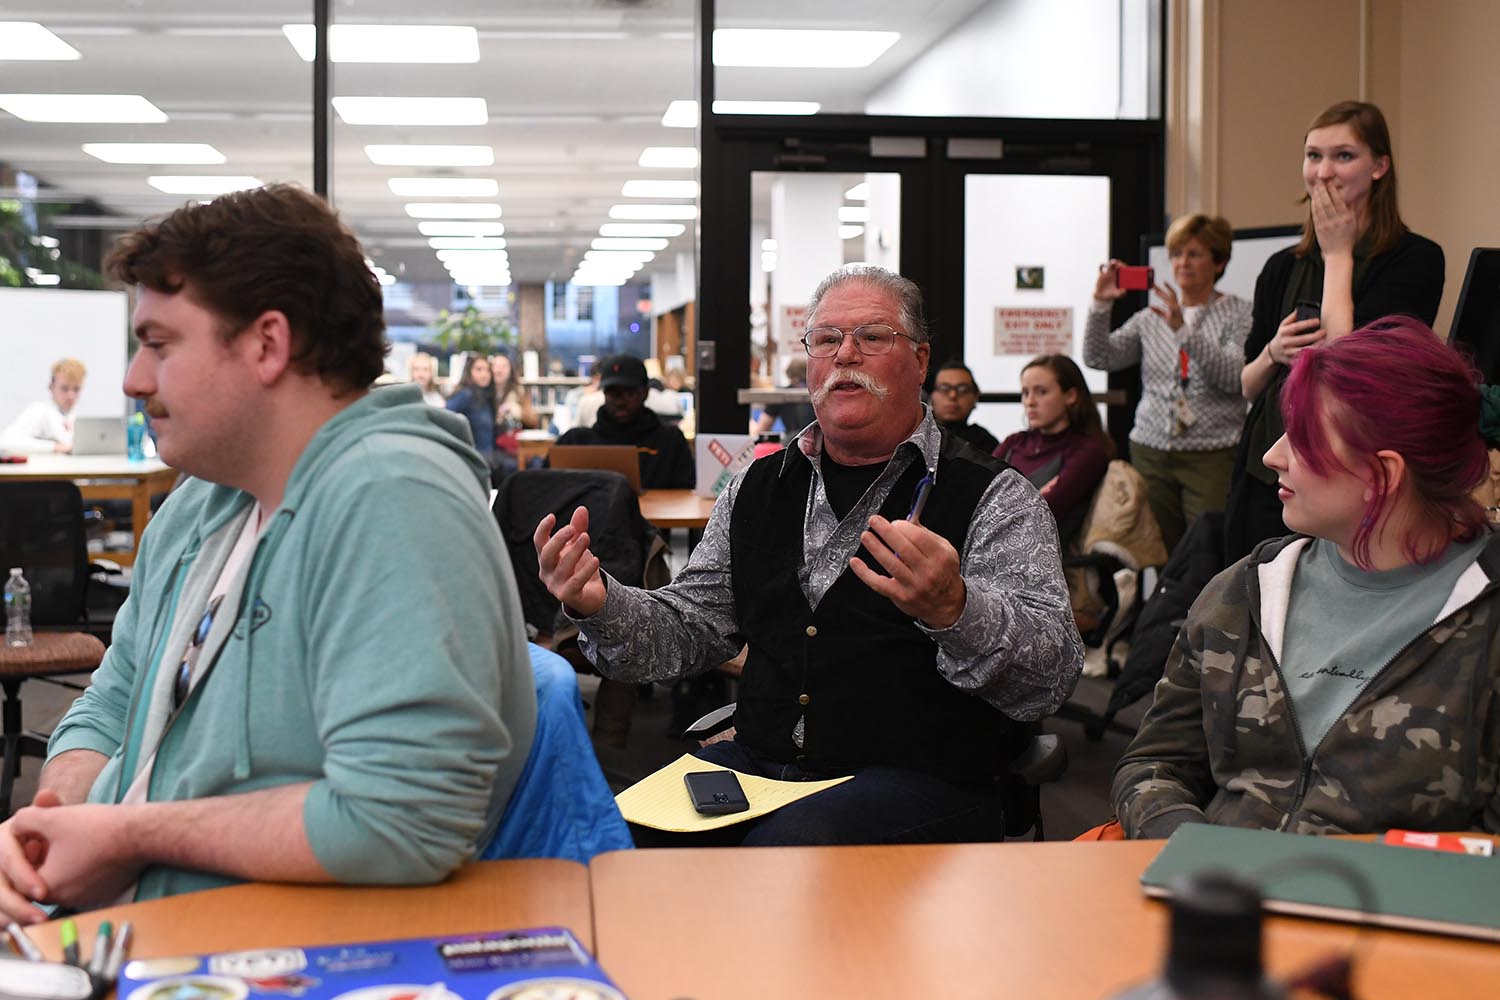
[803,325,901,357]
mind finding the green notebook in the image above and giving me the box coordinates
[1140,825,1500,942]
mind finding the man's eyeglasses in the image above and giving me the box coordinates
[932,383,977,397]
[801,325,918,358]
[173,594,223,711]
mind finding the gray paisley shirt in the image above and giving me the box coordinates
[572,407,1084,722]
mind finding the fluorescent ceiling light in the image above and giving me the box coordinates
[662,99,820,126]
[845,182,869,201]
[377,272,396,286]
[365,144,494,167]
[437,250,509,263]
[333,97,487,127]
[0,94,167,123]
[609,204,697,221]
[762,239,778,252]
[417,221,504,237]
[577,258,643,270]
[713,29,899,68]
[599,223,684,238]
[839,225,864,240]
[761,252,778,273]
[388,177,498,197]
[0,22,81,60]
[638,147,698,169]
[83,143,226,165]
[282,24,479,63]
[427,237,507,250]
[715,100,820,116]
[585,250,655,264]
[593,237,668,252]
[147,175,262,195]
[838,206,870,223]
[405,203,502,219]
[661,100,697,128]
[621,180,698,199]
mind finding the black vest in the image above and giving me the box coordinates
[728,432,1026,782]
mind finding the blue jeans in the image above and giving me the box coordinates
[631,740,1005,847]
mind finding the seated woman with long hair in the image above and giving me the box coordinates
[1113,318,1500,838]
[995,354,1114,545]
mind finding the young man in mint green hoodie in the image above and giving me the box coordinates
[0,185,535,920]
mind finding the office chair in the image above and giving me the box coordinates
[0,482,112,817]
[682,703,1067,841]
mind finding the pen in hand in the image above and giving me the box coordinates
[907,470,935,526]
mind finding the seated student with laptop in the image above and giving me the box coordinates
[552,354,694,490]
[1112,318,1500,840]
[1,358,87,455]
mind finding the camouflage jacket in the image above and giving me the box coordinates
[1112,532,1500,838]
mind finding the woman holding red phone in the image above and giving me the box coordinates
[1084,213,1252,552]
[1223,100,1445,564]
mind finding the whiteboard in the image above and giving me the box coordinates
[1144,225,1301,303]
[0,288,130,426]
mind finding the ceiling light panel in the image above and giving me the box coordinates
[609,204,698,221]
[148,175,262,195]
[366,145,494,167]
[838,206,870,223]
[713,29,899,69]
[845,182,870,200]
[598,224,685,238]
[592,238,668,251]
[417,221,505,237]
[388,177,499,197]
[638,147,699,169]
[0,94,167,123]
[427,237,507,250]
[83,143,226,165]
[621,180,698,199]
[839,225,865,240]
[662,99,821,126]
[0,22,81,60]
[333,97,487,127]
[405,203,502,219]
[585,250,655,263]
[283,24,480,63]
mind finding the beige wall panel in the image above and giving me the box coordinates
[1395,0,1500,334]
[1216,0,1363,230]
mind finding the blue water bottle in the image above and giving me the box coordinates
[126,412,146,461]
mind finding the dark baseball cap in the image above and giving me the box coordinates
[600,354,649,390]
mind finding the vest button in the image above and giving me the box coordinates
[805,625,817,637]
[798,693,810,705]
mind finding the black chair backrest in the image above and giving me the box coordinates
[492,469,654,636]
[0,482,89,627]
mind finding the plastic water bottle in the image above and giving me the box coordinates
[4,568,33,648]
[126,412,147,461]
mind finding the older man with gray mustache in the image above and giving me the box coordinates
[535,263,1082,846]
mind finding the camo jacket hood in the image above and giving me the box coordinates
[1112,531,1500,839]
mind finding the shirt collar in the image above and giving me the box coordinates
[780,403,940,478]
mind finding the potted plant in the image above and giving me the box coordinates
[430,305,516,356]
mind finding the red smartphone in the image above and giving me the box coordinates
[1116,265,1154,291]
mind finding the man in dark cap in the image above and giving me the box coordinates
[554,354,694,490]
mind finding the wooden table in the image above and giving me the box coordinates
[516,430,556,469]
[0,456,176,566]
[31,860,594,961]
[590,841,1500,999]
[638,489,716,530]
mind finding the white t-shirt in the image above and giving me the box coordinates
[0,401,73,454]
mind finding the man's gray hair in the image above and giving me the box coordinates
[805,264,930,343]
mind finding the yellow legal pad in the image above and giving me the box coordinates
[615,753,853,832]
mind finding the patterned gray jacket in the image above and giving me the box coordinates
[1112,532,1500,838]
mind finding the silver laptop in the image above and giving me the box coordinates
[71,416,126,456]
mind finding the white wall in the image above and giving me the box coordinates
[866,0,1132,119]
[649,251,697,317]
[0,288,129,427]
[963,174,1111,437]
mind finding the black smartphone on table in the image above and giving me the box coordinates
[684,770,750,815]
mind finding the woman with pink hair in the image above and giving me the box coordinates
[1113,317,1500,839]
